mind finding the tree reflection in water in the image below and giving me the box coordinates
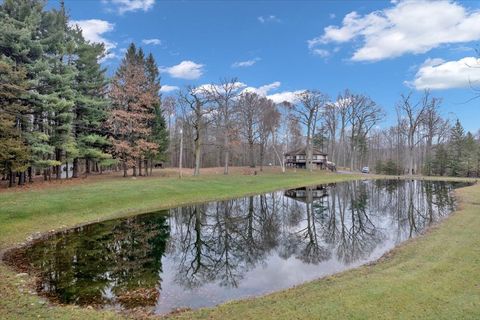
[19,180,463,313]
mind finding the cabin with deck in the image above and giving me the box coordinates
[285,147,328,169]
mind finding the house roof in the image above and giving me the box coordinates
[285,147,327,156]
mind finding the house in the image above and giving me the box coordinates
[284,185,329,202]
[285,147,328,169]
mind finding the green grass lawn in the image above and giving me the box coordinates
[0,170,479,319]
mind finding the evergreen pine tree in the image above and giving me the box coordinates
[0,57,30,186]
[145,53,168,175]
[71,27,111,177]
[432,144,449,176]
[464,132,478,177]
[0,0,56,182]
[449,119,465,176]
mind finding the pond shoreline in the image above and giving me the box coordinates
[1,174,474,258]
[2,178,475,317]
[1,172,478,319]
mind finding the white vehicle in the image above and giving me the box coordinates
[361,167,370,174]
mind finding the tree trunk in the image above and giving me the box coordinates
[55,149,61,180]
[331,139,336,164]
[138,159,143,176]
[224,135,229,175]
[28,167,33,183]
[259,144,265,172]
[408,133,414,176]
[9,170,15,188]
[306,125,312,172]
[72,158,79,178]
[123,161,128,177]
[194,136,201,176]
[85,158,91,175]
[408,146,414,176]
[272,134,285,173]
[248,140,255,168]
[350,146,355,171]
[133,165,137,177]
[18,172,25,186]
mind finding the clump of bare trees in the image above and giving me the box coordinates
[168,83,387,175]
[170,79,288,175]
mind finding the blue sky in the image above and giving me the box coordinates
[51,0,480,132]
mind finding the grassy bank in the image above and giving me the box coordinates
[1,170,479,319]
[0,169,360,319]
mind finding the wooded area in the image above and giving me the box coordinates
[0,0,167,187]
[1,0,480,188]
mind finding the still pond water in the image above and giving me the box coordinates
[19,180,468,314]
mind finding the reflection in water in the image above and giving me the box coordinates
[18,180,466,314]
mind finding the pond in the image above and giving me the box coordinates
[11,179,469,314]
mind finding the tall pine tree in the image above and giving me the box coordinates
[449,119,466,176]
[145,53,168,175]
[0,0,57,182]
[0,57,30,186]
[107,43,158,177]
[71,26,111,177]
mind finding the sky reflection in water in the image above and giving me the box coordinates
[22,180,465,314]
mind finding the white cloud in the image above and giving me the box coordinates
[243,81,281,96]
[197,82,247,95]
[407,56,480,90]
[102,0,155,14]
[240,81,306,104]
[311,49,330,58]
[267,90,306,104]
[309,0,480,61]
[258,15,281,24]
[69,19,117,61]
[232,57,261,68]
[160,61,205,80]
[142,38,161,45]
[196,81,304,104]
[160,85,179,93]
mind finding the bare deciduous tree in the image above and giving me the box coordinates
[258,97,280,171]
[346,93,384,170]
[236,92,262,168]
[324,102,338,163]
[178,86,211,176]
[396,91,431,175]
[202,78,243,175]
[292,90,327,171]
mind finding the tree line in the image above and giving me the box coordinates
[0,0,167,187]
[168,85,479,178]
[366,92,480,177]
